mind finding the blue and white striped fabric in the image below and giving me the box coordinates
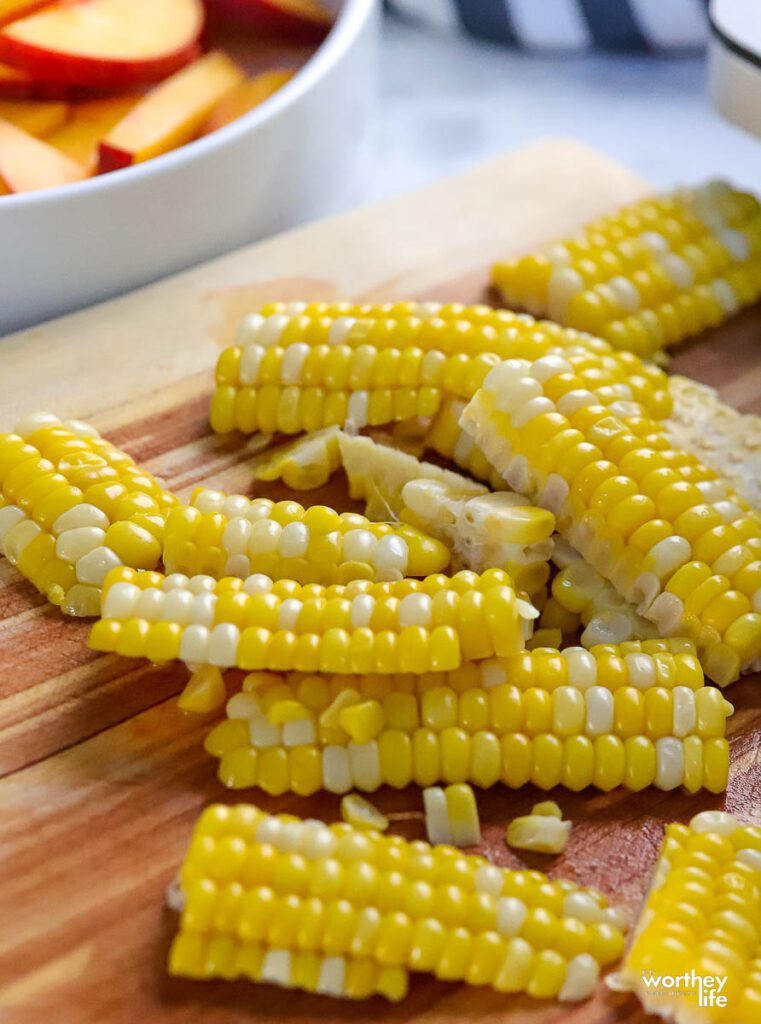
[387,0,710,50]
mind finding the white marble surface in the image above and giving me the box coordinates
[336,15,761,211]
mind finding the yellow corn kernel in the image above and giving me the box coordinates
[178,665,227,713]
[506,812,570,855]
[340,794,388,832]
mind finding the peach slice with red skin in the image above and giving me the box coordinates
[0,0,204,88]
[0,0,52,27]
[0,95,67,134]
[46,93,136,169]
[202,68,295,134]
[98,51,245,173]
[0,117,87,191]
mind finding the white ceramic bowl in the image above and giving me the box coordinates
[709,0,761,139]
[0,0,379,334]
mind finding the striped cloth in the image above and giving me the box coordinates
[387,0,710,50]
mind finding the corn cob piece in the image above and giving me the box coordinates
[169,802,627,1002]
[401,479,555,607]
[493,180,761,357]
[461,352,761,685]
[506,802,570,854]
[163,488,450,584]
[211,308,672,436]
[337,431,486,520]
[0,413,178,616]
[615,810,761,1022]
[667,375,761,514]
[423,783,481,846]
[254,426,343,491]
[205,641,731,796]
[90,566,535,675]
[551,536,657,647]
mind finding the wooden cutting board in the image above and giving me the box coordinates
[2,139,761,1024]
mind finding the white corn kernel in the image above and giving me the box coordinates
[350,594,375,629]
[496,897,528,936]
[397,593,433,628]
[559,954,600,1002]
[134,589,166,622]
[322,746,353,794]
[75,545,121,585]
[261,949,291,986]
[52,503,109,534]
[243,573,273,595]
[187,575,217,595]
[191,592,217,627]
[235,312,265,346]
[655,737,684,790]
[282,718,316,746]
[248,519,282,555]
[179,624,211,664]
[585,687,614,736]
[342,529,377,563]
[3,519,40,564]
[222,518,252,555]
[162,589,195,626]
[0,505,25,543]
[103,581,141,619]
[207,624,240,666]
[672,686,696,738]
[423,786,450,845]
[226,692,261,719]
[55,526,106,563]
[277,598,303,630]
[280,342,310,384]
[374,534,408,579]
[348,741,382,791]
[689,810,739,835]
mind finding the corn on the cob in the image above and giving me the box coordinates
[337,431,486,521]
[506,802,570,855]
[551,537,656,647]
[667,375,761,514]
[90,566,535,675]
[163,488,450,584]
[204,641,731,796]
[424,783,481,847]
[0,413,177,616]
[401,479,555,607]
[211,308,671,436]
[461,352,761,685]
[615,810,761,1022]
[254,426,343,491]
[169,802,627,1002]
[493,181,761,357]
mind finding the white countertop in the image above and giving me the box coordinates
[337,15,761,211]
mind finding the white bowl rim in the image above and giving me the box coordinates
[0,0,374,209]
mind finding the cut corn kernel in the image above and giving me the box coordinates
[163,488,450,583]
[507,804,571,854]
[178,665,227,713]
[170,802,626,1002]
[0,415,177,615]
[616,809,761,1022]
[424,783,481,847]
[340,794,389,832]
[203,641,731,795]
[461,352,761,684]
[254,427,343,490]
[493,181,761,356]
[91,566,534,676]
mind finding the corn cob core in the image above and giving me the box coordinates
[163,487,450,584]
[617,810,761,1023]
[461,352,761,685]
[205,640,731,796]
[211,307,671,436]
[551,536,656,647]
[169,802,627,1002]
[400,479,555,607]
[493,181,761,357]
[0,413,177,616]
[90,566,535,675]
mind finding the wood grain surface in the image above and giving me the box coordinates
[1,139,760,1024]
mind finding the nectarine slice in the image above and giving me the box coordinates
[0,117,87,192]
[202,68,294,134]
[0,0,51,27]
[46,94,135,169]
[211,0,333,37]
[0,0,204,87]
[0,96,67,135]
[98,51,245,173]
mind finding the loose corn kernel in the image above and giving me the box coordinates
[178,665,227,713]
[507,806,571,855]
[340,795,389,832]
[423,783,481,847]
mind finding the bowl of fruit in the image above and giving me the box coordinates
[0,0,378,334]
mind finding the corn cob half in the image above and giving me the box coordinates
[493,180,761,357]
[205,640,731,796]
[163,488,450,583]
[169,802,627,1002]
[0,413,178,616]
[461,352,761,685]
[90,566,536,675]
[615,810,761,1023]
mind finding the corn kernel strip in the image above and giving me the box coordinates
[617,810,761,1022]
[493,181,761,357]
[211,307,671,436]
[169,803,626,1002]
[90,567,535,675]
[0,413,178,616]
[424,783,481,847]
[163,488,450,584]
[461,351,761,684]
[205,642,731,796]
[507,803,571,855]
[254,426,343,491]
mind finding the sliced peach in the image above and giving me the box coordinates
[0,0,51,27]
[210,0,332,39]
[0,96,67,135]
[46,94,136,168]
[0,117,87,192]
[0,0,204,87]
[202,68,294,134]
[98,51,245,173]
